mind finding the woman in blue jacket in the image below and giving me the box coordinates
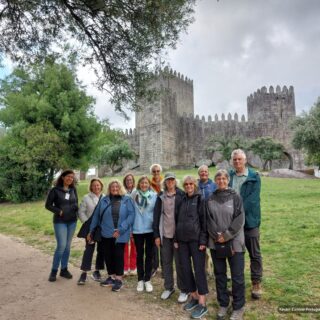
[131,175,157,293]
[89,179,135,292]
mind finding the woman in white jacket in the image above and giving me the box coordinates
[77,178,105,285]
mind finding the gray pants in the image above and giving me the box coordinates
[161,237,186,292]
[245,227,263,283]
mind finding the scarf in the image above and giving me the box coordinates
[136,189,151,209]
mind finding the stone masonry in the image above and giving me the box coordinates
[125,68,304,170]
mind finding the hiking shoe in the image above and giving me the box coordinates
[91,270,102,282]
[191,304,208,319]
[251,282,262,300]
[137,280,144,292]
[77,272,87,285]
[60,268,72,279]
[124,269,129,276]
[48,270,57,282]
[216,306,228,319]
[145,281,153,293]
[100,276,115,287]
[230,307,245,320]
[183,298,199,311]
[161,289,175,300]
[112,279,123,292]
[178,292,189,303]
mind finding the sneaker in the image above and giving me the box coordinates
[48,270,57,282]
[161,289,175,300]
[191,304,208,319]
[145,281,153,293]
[77,272,87,285]
[130,269,137,276]
[137,280,144,292]
[183,298,199,311]
[178,292,189,303]
[251,282,262,300]
[230,307,245,320]
[216,306,228,320]
[91,270,102,282]
[60,268,72,279]
[112,279,123,292]
[124,270,129,276]
[100,276,115,287]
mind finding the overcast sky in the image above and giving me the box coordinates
[85,0,320,129]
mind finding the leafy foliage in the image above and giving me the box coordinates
[0,0,196,116]
[292,99,320,166]
[250,137,285,170]
[0,60,100,202]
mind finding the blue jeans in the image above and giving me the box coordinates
[52,221,77,271]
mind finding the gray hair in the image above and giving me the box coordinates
[231,149,247,160]
[214,169,230,182]
[197,164,209,175]
[149,163,162,174]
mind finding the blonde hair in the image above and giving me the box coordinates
[89,178,104,192]
[106,179,127,196]
[150,163,162,174]
[182,175,198,192]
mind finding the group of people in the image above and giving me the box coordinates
[45,149,263,320]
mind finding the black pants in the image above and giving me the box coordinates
[100,237,125,276]
[178,241,208,295]
[152,244,160,271]
[80,240,105,271]
[211,250,245,311]
[245,228,263,283]
[133,232,153,282]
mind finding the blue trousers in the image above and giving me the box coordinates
[52,221,77,271]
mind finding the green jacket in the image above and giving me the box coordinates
[229,168,261,229]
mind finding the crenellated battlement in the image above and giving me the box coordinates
[247,85,294,103]
[180,112,246,123]
[157,66,194,85]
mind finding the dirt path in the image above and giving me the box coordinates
[0,234,187,320]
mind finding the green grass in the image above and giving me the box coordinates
[0,170,319,319]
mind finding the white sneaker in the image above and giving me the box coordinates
[137,280,144,292]
[145,281,153,293]
[161,289,175,300]
[178,292,189,303]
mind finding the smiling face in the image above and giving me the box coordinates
[152,166,161,182]
[165,178,176,192]
[110,182,120,196]
[198,167,209,183]
[184,179,195,196]
[62,173,74,187]
[139,178,150,192]
[215,174,229,190]
[91,180,102,196]
[125,175,134,191]
[232,152,246,173]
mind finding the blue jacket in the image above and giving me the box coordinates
[229,168,261,229]
[131,190,157,234]
[198,178,217,200]
[89,195,135,243]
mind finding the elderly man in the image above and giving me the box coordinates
[229,149,263,300]
[197,164,217,200]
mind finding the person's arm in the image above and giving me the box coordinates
[118,197,135,235]
[153,196,162,242]
[45,188,61,215]
[78,196,89,223]
[198,197,207,247]
[222,194,244,242]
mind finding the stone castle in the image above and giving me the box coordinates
[125,68,304,170]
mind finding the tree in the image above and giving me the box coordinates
[292,99,320,166]
[0,0,196,116]
[92,122,135,175]
[0,60,100,202]
[250,137,285,171]
[207,136,249,163]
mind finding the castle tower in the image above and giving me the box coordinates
[247,86,295,147]
[135,69,194,170]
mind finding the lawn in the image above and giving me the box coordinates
[0,169,319,319]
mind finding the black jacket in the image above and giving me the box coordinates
[175,192,207,245]
[153,188,184,239]
[45,186,78,223]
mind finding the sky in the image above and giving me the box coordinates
[84,0,320,129]
[2,0,320,130]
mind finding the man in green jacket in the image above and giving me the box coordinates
[229,149,263,300]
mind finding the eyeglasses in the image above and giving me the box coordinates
[184,183,193,186]
[153,170,160,173]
